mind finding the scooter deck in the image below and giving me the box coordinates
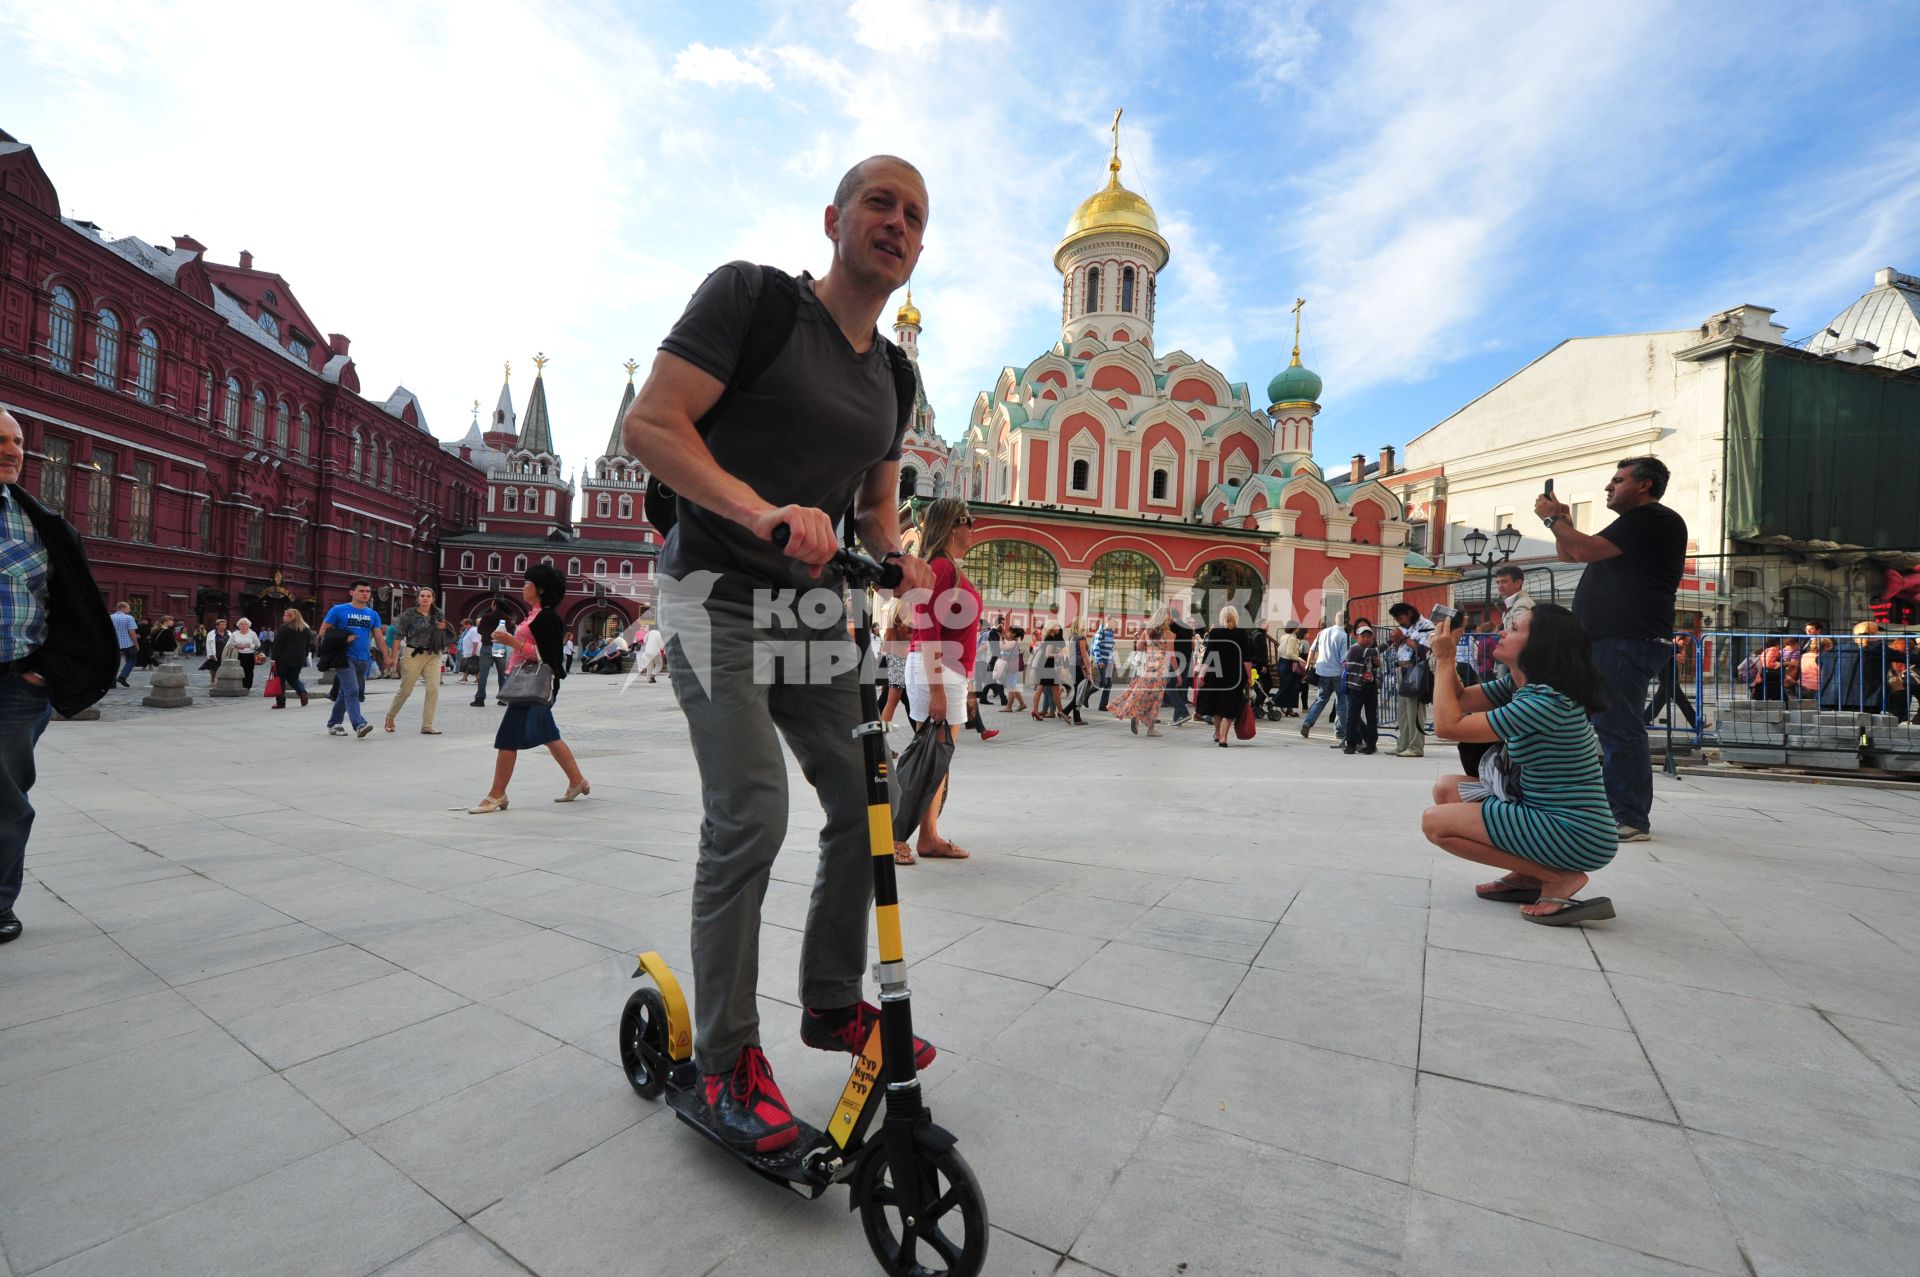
[664,1085,833,1194]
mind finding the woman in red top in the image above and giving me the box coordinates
[901,498,981,863]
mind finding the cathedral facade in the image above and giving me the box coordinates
[896,134,1440,629]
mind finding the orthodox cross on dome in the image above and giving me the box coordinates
[1290,297,1306,366]
[470,399,479,425]
[1110,107,1123,168]
[624,358,639,383]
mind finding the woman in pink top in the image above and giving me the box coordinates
[900,498,981,863]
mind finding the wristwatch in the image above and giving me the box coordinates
[1542,514,1562,529]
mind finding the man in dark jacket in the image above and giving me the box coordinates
[1164,600,1197,726]
[0,409,117,943]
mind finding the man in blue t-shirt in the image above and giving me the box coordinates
[319,579,390,737]
[109,601,139,686]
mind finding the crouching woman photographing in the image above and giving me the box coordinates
[1422,604,1619,926]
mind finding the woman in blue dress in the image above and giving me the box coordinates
[1422,604,1619,926]
[468,564,590,813]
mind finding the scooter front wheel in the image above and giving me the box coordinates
[853,1140,988,1277]
[617,987,671,1100]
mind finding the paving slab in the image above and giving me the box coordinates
[9,674,1920,1275]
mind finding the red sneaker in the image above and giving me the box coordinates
[700,1046,799,1153]
[801,1002,937,1069]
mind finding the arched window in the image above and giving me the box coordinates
[514,555,528,573]
[93,309,121,389]
[567,557,581,576]
[349,431,362,474]
[1121,266,1135,313]
[461,552,474,571]
[133,329,159,403]
[619,560,633,578]
[1151,468,1169,502]
[297,410,313,458]
[961,539,1059,611]
[251,389,267,441]
[224,377,243,435]
[246,512,264,560]
[383,444,394,488]
[47,286,77,371]
[594,558,608,578]
[899,466,919,502]
[523,487,537,511]
[617,494,633,519]
[1088,550,1163,618]
[1193,559,1265,626]
[1070,458,1091,492]
[487,553,501,572]
[595,492,610,519]
[274,400,289,450]
[1084,266,1101,313]
[503,488,519,512]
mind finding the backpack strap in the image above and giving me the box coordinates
[882,338,917,435]
[694,265,803,435]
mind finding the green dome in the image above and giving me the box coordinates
[1267,360,1322,406]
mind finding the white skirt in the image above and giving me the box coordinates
[905,651,970,725]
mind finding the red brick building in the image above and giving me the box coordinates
[0,128,485,627]
[437,359,660,638]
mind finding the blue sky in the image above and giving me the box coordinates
[3,0,1915,476]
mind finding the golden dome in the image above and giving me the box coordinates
[1055,154,1170,269]
[895,285,921,328]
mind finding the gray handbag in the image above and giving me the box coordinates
[500,661,554,706]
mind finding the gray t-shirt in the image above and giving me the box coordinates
[657,262,907,597]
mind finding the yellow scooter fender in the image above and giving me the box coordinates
[631,951,693,1063]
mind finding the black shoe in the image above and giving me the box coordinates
[116,678,130,688]
[1342,746,1357,754]
[700,1046,799,1153]
[471,700,485,707]
[0,909,20,943]
[801,1002,937,1069]
[1299,723,1310,739]
[1361,747,1377,754]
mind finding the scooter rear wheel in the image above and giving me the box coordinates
[854,1140,988,1277]
[618,987,671,1100]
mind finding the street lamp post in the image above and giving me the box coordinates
[1463,524,1523,631]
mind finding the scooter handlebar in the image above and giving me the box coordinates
[771,524,904,590]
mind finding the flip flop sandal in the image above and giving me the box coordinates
[918,842,971,859]
[1523,897,1616,927]
[893,844,917,866]
[1476,885,1542,903]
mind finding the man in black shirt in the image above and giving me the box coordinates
[1164,601,1196,726]
[1536,455,1686,841]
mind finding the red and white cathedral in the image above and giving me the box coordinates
[893,130,1443,629]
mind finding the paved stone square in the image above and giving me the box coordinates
[4,668,1919,1275]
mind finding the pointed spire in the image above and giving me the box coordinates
[518,352,554,455]
[604,359,638,457]
[489,362,517,439]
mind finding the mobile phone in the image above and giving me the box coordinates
[1428,604,1461,625]
[1543,477,1555,497]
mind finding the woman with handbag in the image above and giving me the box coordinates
[198,618,230,681]
[1197,605,1252,748]
[469,565,589,813]
[270,608,313,708]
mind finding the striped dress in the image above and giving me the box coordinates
[1479,678,1619,873]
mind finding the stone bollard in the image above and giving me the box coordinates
[143,657,194,708]
[209,657,249,698]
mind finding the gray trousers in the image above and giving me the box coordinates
[1395,693,1426,755]
[662,592,874,1074]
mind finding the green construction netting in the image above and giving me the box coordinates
[1726,350,1920,546]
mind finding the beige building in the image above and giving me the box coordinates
[1404,269,1920,630]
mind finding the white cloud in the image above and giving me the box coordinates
[844,0,1006,52]
[672,42,772,89]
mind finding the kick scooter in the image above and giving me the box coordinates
[617,531,988,1277]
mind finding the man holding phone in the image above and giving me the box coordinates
[1535,457,1685,842]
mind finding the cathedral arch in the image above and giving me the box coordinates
[962,539,1059,612]
[1192,558,1265,627]
[1088,549,1162,619]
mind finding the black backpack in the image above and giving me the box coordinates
[643,265,919,535]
